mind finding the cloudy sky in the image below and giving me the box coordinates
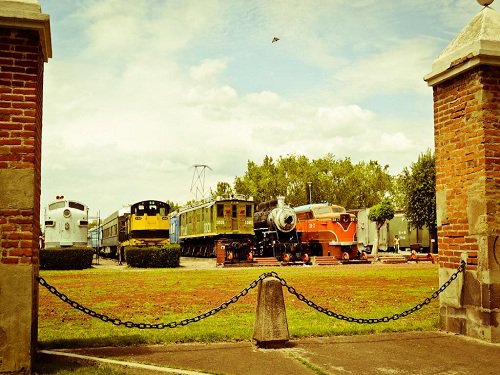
[38,0,484,219]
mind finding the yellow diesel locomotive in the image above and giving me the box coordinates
[102,200,170,261]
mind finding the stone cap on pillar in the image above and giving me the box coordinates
[0,0,52,62]
[424,5,500,86]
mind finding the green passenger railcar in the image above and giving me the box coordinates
[178,194,255,261]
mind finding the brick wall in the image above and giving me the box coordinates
[434,65,500,271]
[0,4,50,370]
[0,27,43,267]
[482,68,500,237]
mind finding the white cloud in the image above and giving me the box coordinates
[190,59,227,82]
[332,38,437,100]
[38,0,479,218]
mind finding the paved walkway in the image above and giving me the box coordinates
[39,331,500,375]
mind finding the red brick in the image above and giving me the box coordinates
[9,249,32,257]
[1,258,19,265]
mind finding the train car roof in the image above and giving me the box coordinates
[177,194,253,214]
[101,206,131,223]
[130,200,170,208]
[293,203,329,212]
[46,198,87,207]
[293,203,346,213]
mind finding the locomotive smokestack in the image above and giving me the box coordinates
[277,196,285,207]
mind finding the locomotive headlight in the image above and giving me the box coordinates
[63,209,71,218]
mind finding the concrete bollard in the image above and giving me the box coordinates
[253,277,289,348]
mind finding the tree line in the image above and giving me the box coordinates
[228,154,392,209]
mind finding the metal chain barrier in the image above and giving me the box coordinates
[272,259,466,324]
[36,272,273,329]
[37,260,465,329]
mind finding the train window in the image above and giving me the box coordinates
[232,205,237,218]
[132,204,145,216]
[148,204,157,215]
[69,202,85,211]
[315,207,331,216]
[49,201,65,210]
[246,205,252,217]
[159,207,167,216]
[331,206,346,213]
[45,220,54,226]
[217,204,224,217]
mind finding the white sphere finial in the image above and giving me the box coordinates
[477,0,494,6]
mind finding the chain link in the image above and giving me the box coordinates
[274,260,466,324]
[37,271,276,329]
[37,260,465,328]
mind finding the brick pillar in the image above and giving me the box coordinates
[424,4,500,343]
[0,0,51,372]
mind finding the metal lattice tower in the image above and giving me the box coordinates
[190,164,212,200]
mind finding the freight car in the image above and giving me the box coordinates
[355,209,430,253]
[102,200,170,261]
[43,196,89,249]
[170,194,254,263]
[294,203,358,259]
[253,196,301,261]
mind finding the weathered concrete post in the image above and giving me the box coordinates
[253,277,290,348]
[0,0,51,372]
[424,2,500,342]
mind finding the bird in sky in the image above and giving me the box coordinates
[272,37,280,43]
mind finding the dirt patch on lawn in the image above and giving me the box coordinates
[90,257,217,270]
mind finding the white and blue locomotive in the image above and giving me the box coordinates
[43,196,89,249]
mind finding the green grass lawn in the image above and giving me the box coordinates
[38,262,442,350]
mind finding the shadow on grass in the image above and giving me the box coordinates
[34,353,128,375]
[38,334,148,350]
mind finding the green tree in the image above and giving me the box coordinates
[210,181,234,197]
[368,198,395,260]
[88,220,98,230]
[234,156,288,204]
[390,174,407,210]
[354,161,394,208]
[231,153,394,209]
[311,154,348,206]
[233,160,267,203]
[309,156,393,209]
[276,155,313,206]
[400,150,437,253]
[165,200,180,212]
